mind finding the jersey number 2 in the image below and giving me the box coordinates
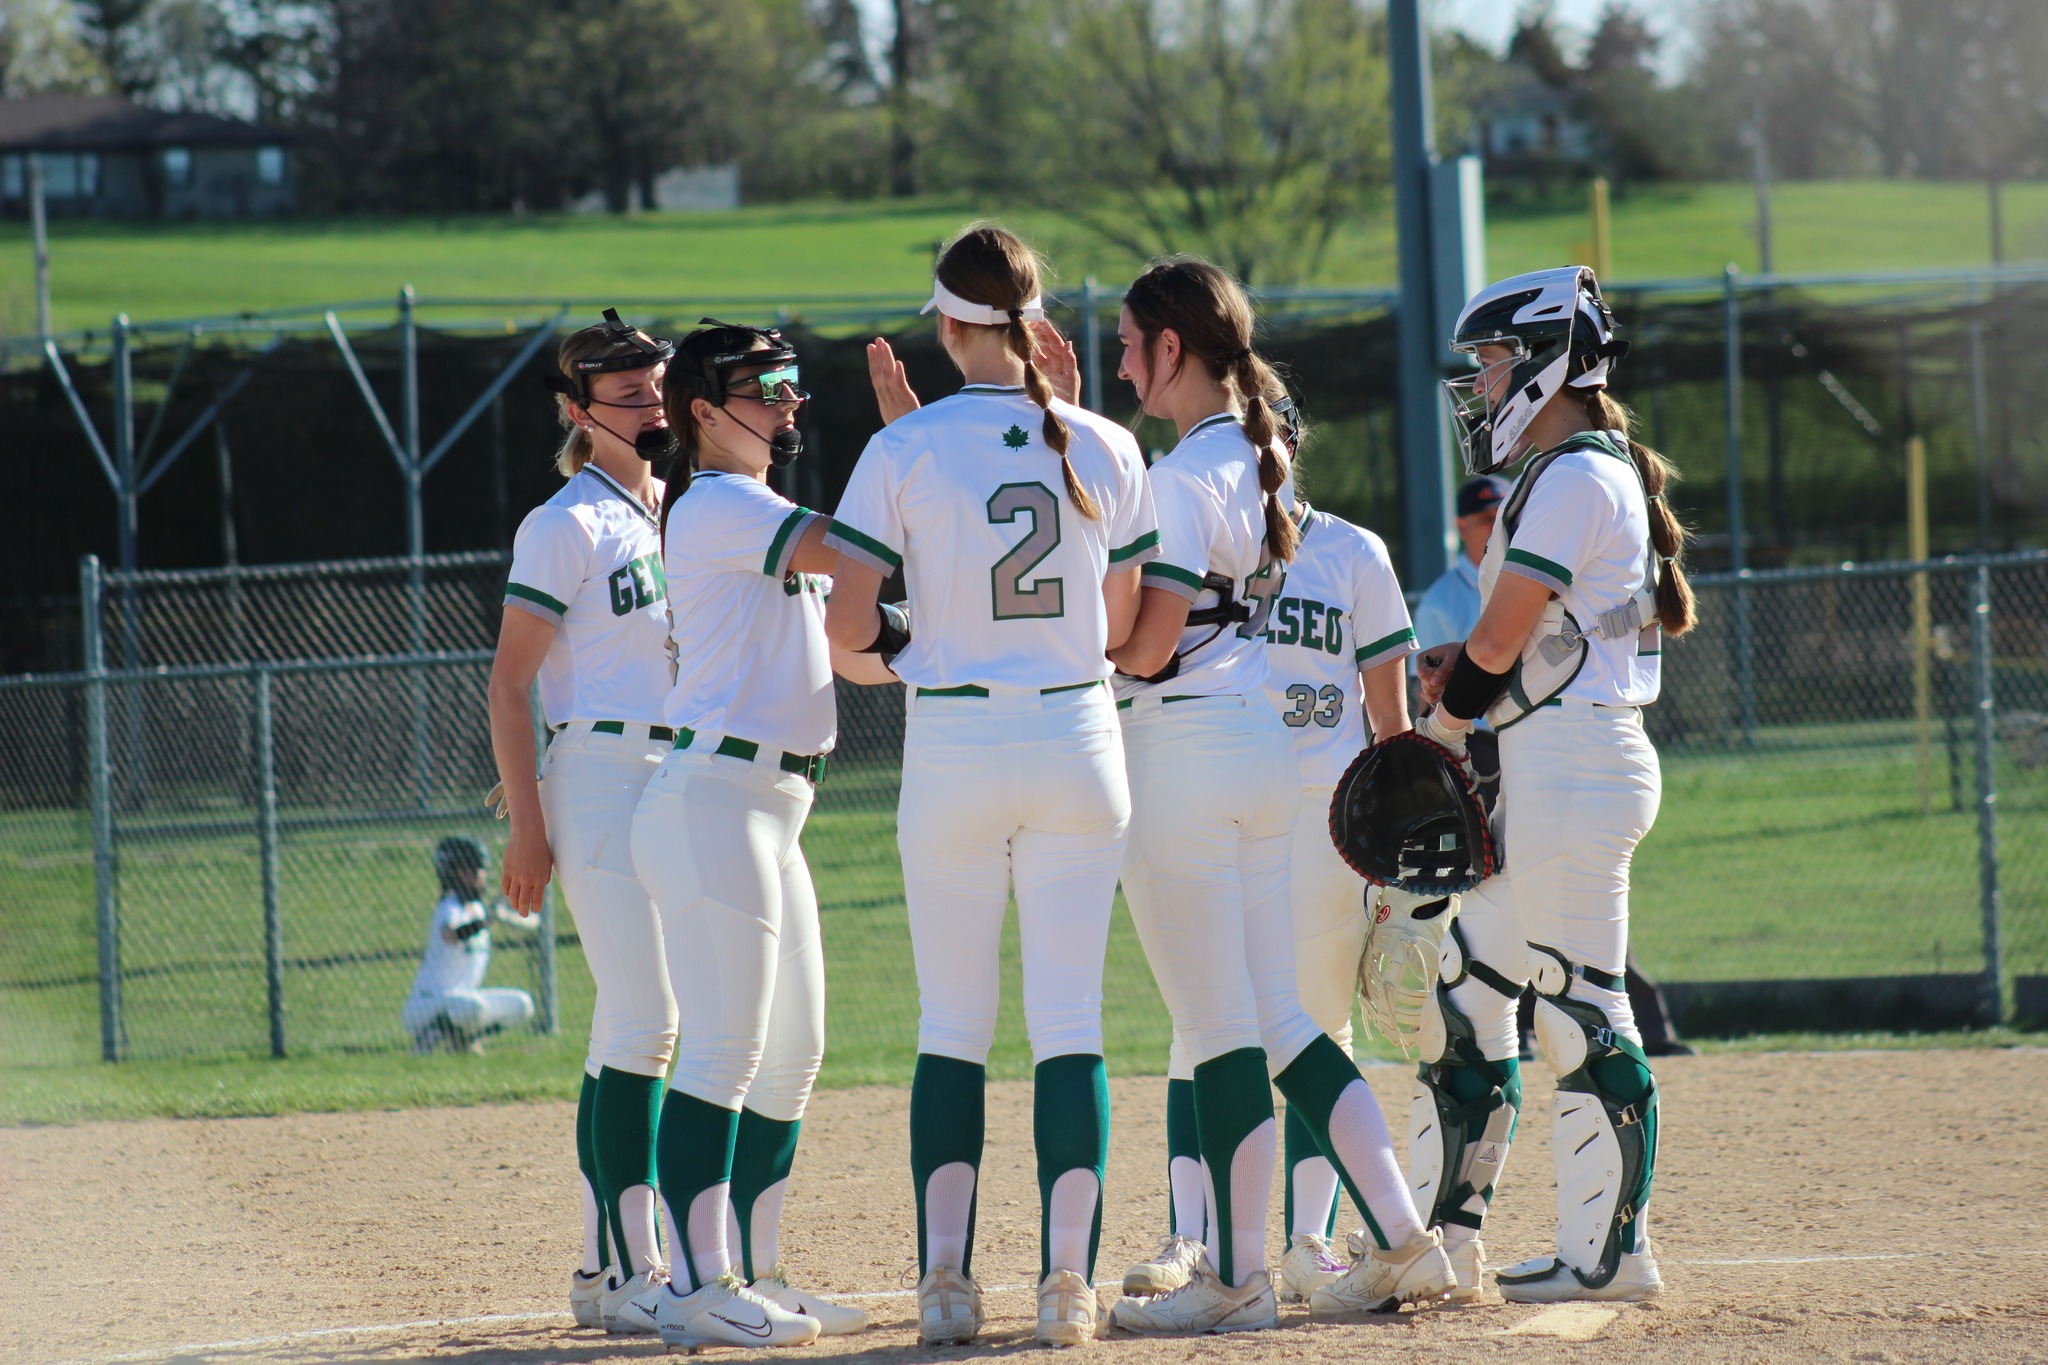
[988,482,1064,620]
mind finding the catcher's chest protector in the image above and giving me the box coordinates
[1476,435,1658,730]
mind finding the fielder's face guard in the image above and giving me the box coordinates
[1441,266,1628,475]
[544,307,677,407]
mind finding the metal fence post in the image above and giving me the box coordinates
[82,555,121,1061]
[529,681,559,1034]
[1969,304,1992,551]
[1970,565,2003,1022]
[1080,276,1102,414]
[400,285,432,809]
[1723,266,1757,745]
[255,668,286,1058]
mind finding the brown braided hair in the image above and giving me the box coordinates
[934,224,1101,521]
[1122,258,1298,562]
[1585,389,1695,636]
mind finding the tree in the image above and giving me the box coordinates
[1015,0,1390,285]
[0,0,110,94]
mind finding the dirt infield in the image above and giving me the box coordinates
[6,1049,2046,1365]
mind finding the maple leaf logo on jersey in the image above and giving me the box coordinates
[1002,424,1030,449]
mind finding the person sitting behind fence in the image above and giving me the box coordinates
[403,836,536,1054]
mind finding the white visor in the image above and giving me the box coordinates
[920,278,1046,327]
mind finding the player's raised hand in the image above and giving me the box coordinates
[1415,642,1464,708]
[501,818,552,917]
[1029,321,1080,405]
[867,337,921,424]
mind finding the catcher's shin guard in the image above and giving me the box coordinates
[1525,945,1658,1289]
[1406,924,1521,1239]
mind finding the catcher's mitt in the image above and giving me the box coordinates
[1328,730,1497,895]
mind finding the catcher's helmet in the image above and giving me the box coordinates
[1442,266,1628,475]
[433,835,489,894]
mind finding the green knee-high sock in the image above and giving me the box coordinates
[1165,1076,1201,1238]
[656,1089,740,1291]
[577,1071,610,1273]
[1192,1047,1274,1286]
[911,1053,986,1277]
[1034,1053,1110,1282]
[1435,1052,1522,1236]
[1274,1034,1392,1249]
[593,1066,664,1277]
[1282,1103,1337,1240]
[730,1109,801,1281]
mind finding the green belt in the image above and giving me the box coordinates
[571,721,677,741]
[673,727,829,784]
[914,680,1104,698]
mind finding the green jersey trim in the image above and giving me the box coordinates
[505,582,569,616]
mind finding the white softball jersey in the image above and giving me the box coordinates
[825,385,1160,692]
[409,893,492,999]
[1117,413,1289,702]
[504,465,673,727]
[1481,430,1662,709]
[660,470,836,757]
[1259,503,1416,789]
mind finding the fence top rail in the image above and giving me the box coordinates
[9,260,2047,355]
[98,549,512,588]
[0,648,495,690]
[1691,549,2048,588]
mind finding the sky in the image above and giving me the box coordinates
[849,0,1696,84]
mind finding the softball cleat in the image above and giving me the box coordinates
[569,1268,607,1329]
[1351,1228,1486,1304]
[1121,1234,1206,1297]
[1276,1232,1348,1303]
[916,1266,984,1346]
[644,1274,822,1351]
[600,1266,668,1334]
[1110,1266,1277,1335]
[1036,1268,1099,1346]
[1311,1228,1454,1316]
[1495,1247,1662,1303]
[750,1265,870,1335]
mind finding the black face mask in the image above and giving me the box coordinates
[725,406,804,468]
[586,410,677,462]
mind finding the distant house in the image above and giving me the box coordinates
[1476,63,1596,173]
[0,96,294,220]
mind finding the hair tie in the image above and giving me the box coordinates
[1228,346,1253,364]
[1660,554,1675,564]
[1646,493,1663,504]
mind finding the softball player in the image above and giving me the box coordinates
[489,313,679,1331]
[1105,259,1450,1334]
[400,836,535,1053]
[1259,488,1418,1303]
[616,320,886,1351]
[1411,265,1693,1303]
[824,224,1159,1348]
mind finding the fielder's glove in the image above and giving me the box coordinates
[1328,729,1497,896]
[1358,885,1457,1058]
[483,781,509,820]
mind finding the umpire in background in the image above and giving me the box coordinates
[1413,477,1693,1059]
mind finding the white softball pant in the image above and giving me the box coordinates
[402,987,534,1038]
[1120,695,1322,1073]
[900,684,1130,1065]
[540,725,678,1078]
[1290,784,1367,1055]
[1450,702,1663,1059]
[631,747,825,1121]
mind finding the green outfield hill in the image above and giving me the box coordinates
[2,179,2043,335]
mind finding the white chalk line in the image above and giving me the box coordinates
[46,1249,2048,1365]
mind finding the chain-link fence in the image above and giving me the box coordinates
[5,550,2047,1073]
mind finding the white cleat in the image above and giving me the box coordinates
[1495,1247,1662,1303]
[569,1268,607,1329]
[1447,1238,1486,1304]
[1110,1266,1278,1335]
[917,1266,984,1346]
[1121,1234,1207,1297]
[1311,1228,1455,1316]
[641,1274,823,1351]
[751,1264,870,1335]
[600,1267,668,1335]
[1037,1268,1099,1347]
[1275,1233,1349,1303]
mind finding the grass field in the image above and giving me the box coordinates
[6,720,2047,1124]
[2,180,2044,335]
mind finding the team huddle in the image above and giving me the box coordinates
[484,225,1694,1349]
